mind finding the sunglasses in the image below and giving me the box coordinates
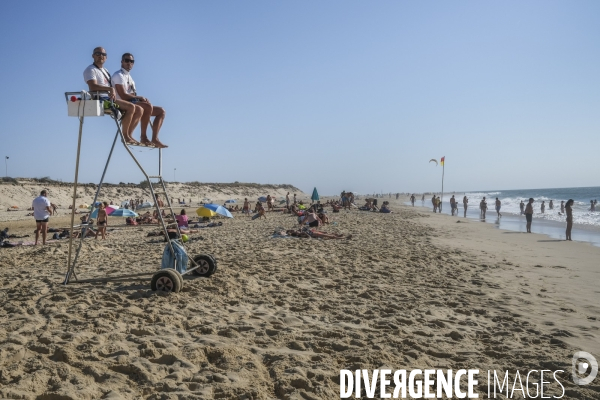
[93,52,107,57]
[123,59,135,63]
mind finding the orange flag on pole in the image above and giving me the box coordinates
[440,156,445,166]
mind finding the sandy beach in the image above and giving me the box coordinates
[1,191,599,399]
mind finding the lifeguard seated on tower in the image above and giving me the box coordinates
[83,47,167,148]
[112,52,167,148]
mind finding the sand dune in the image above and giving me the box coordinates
[0,179,302,222]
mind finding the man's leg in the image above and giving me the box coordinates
[35,222,41,245]
[130,105,143,138]
[114,100,137,143]
[115,101,143,144]
[150,106,167,147]
[136,101,154,145]
[41,221,48,244]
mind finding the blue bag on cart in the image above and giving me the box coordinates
[161,240,188,274]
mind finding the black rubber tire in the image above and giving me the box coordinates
[208,254,218,273]
[151,269,182,293]
[191,254,217,277]
[173,269,184,289]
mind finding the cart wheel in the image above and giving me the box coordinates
[174,269,184,288]
[151,269,182,293]
[191,255,217,277]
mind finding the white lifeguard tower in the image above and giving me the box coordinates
[63,91,217,292]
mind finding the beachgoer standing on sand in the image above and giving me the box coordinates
[33,190,53,245]
[96,203,108,240]
[495,197,502,218]
[525,198,534,233]
[463,195,468,217]
[286,192,290,209]
[431,195,437,213]
[541,201,545,214]
[293,193,297,205]
[243,198,250,215]
[560,201,565,214]
[450,195,456,216]
[421,194,425,205]
[520,200,525,215]
[266,195,273,211]
[565,199,574,241]
[410,194,415,206]
[480,197,488,219]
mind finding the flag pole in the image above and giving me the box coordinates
[441,158,445,212]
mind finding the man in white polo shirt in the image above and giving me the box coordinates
[83,47,143,146]
[32,190,53,245]
[112,53,168,148]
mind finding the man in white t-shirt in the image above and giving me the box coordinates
[83,47,143,145]
[32,190,53,245]
[112,53,167,148]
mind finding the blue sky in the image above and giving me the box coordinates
[1,1,598,195]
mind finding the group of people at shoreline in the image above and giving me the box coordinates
[411,193,577,241]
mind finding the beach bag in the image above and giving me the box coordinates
[161,240,188,274]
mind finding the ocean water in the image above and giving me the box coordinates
[439,187,600,227]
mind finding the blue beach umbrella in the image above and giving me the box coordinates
[202,203,233,218]
[110,208,139,218]
[225,199,236,203]
[258,196,267,202]
[311,187,319,202]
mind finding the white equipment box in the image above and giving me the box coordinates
[67,99,104,117]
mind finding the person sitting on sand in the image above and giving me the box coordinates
[299,210,322,228]
[175,209,189,229]
[380,202,392,213]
